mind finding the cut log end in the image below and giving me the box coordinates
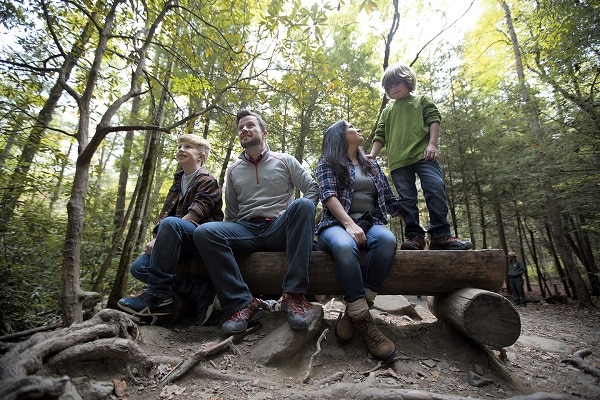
[429,288,521,349]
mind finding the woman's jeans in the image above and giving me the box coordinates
[390,160,451,240]
[130,216,199,300]
[193,198,316,315]
[317,224,397,303]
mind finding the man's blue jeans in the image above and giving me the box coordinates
[193,198,316,316]
[390,160,451,240]
[130,216,198,299]
[317,224,396,303]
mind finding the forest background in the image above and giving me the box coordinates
[0,0,598,335]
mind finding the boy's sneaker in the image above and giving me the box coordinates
[400,235,426,250]
[429,236,473,250]
[118,291,173,316]
[281,292,316,329]
[222,298,262,335]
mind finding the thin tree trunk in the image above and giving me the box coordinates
[545,223,572,298]
[114,117,138,232]
[49,141,74,213]
[107,132,161,308]
[528,227,546,298]
[473,171,487,249]
[367,0,399,145]
[107,51,174,307]
[92,178,140,292]
[514,206,531,291]
[491,183,507,253]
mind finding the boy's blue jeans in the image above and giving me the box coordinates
[390,160,451,240]
[130,216,199,299]
[193,198,316,316]
[317,224,396,303]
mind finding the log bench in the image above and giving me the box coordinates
[177,249,521,349]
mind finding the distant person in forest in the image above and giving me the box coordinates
[368,63,472,251]
[507,251,527,306]
[193,109,320,335]
[118,134,224,325]
[315,120,400,362]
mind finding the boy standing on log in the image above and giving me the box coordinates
[118,134,224,325]
[194,109,321,335]
[368,63,472,251]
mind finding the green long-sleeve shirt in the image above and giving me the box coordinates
[373,94,441,171]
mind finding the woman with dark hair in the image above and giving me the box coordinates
[316,120,401,362]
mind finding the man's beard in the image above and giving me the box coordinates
[241,137,262,148]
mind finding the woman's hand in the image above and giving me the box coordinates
[345,222,366,247]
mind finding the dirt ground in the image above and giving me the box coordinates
[57,287,599,400]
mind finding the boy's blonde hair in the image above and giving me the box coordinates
[178,134,211,159]
[381,63,417,94]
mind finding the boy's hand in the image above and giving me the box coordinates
[424,144,439,161]
[145,238,156,255]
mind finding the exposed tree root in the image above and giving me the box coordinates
[286,382,566,400]
[0,309,142,399]
[561,348,600,378]
[303,328,329,383]
[160,323,261,385]
[0,323,62,343]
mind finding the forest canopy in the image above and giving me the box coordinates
[0,0,598,333]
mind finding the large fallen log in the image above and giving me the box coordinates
[178,249,505,296]
[428,288,521,349]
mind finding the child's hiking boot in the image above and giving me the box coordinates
[351,310,397,362]
[118,291,173,316]
[222,298,262,335]
[400,235,426,250]
[281,292,316,329]
[429,236,472,250]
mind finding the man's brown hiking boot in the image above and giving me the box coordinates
[335,310,356,343]
[351,310,397,362]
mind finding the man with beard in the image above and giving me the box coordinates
[194,109,320,335]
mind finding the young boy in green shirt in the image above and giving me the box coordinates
[369,63,472,250]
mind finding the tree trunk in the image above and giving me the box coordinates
[60,1,124,325]
[61,161,91,326]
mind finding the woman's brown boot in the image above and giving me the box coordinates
[334,310,356,343]
[351,310,397,362]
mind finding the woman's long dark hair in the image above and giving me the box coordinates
[321,120,375,188]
